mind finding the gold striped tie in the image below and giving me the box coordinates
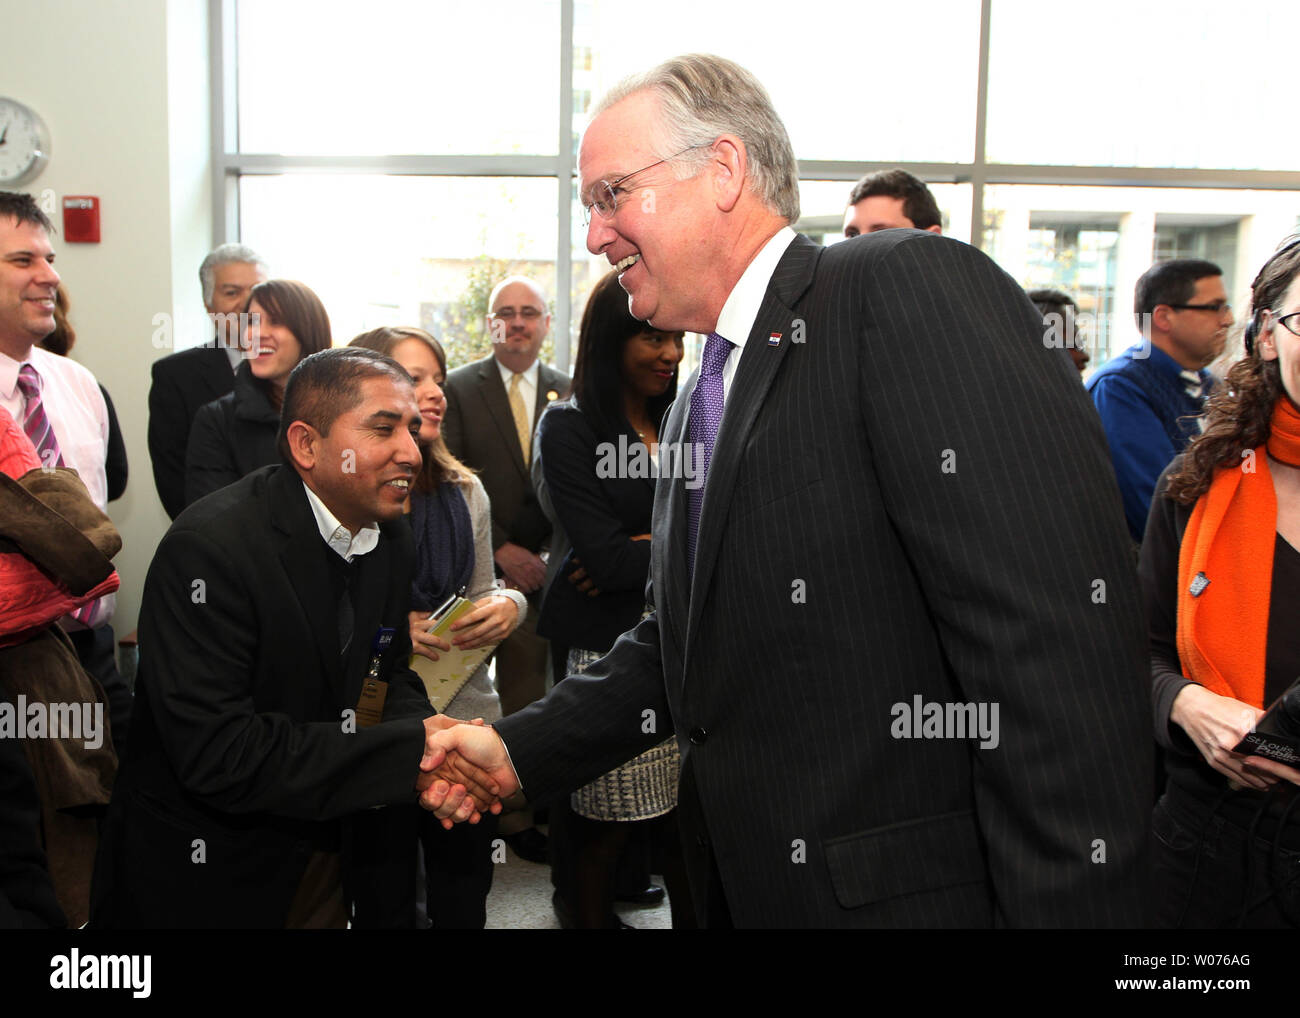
[508,372,531,465]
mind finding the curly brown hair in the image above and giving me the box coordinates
[1165,236,1300,505]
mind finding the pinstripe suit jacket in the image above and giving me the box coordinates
[496,230,1151,927]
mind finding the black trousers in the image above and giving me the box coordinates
[1152,785,1300,928]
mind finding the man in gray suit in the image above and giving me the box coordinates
[422,55,1151,927]
[440,276,569,862]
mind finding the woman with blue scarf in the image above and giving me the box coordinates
[350,327,525,928]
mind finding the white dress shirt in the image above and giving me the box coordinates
[303,483,380,562]
[0,345,109,507]
[711,225,797,403]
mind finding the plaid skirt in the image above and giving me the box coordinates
[567,644,680,822]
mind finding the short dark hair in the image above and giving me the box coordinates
[1027,287,1077,318]
[1133,259,1222,328]
[847,169,941,231]
[277,347,412,463]
[571,270,680,444]
[0,191,54,233]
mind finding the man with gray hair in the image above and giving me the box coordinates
[147,243,267,519]
[422,54,1152,928]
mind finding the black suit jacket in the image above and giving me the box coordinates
[536,401,653,653]
[441,355,569,555]
[91,465,433,928]
[496,231,1152,927]
[148,342,235,519]
[184,362,280,509]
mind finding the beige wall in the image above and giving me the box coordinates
[6,0,211,635]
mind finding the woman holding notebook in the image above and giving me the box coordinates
[349,326,525,928]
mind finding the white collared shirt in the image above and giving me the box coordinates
[711,226,797,403]
[495,357,540,436]
[302,483,380,562]
[0,345,109,509]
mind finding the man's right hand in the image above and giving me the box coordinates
[494,541,546,593]
[418,723,521,828]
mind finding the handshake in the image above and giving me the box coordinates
[415,714,522,828]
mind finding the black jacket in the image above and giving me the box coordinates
[184,360,280,508]
[536,402,653,654]
[91,465,433,928]
[148,343,235,519]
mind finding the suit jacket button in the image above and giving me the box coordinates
[689,727,708,745]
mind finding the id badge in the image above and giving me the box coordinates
[354,627,395,728]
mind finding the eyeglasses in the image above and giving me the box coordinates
[580,145,708,226]
[1271,310,1300,337]
[1166,300,1232,315]
[488,307,545,321]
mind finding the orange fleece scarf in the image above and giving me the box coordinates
[1176,397,1300,708]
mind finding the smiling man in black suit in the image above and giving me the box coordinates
[420,54,1152,929]
[94,348,491,928]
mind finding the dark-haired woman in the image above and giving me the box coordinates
[184,279,331,507]
[536,270,694,928]
[1141,236,1300,928]
[349,326,526,928]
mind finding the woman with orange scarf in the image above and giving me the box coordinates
[1140,237,1300,928]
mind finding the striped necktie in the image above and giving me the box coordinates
[16,363,64,469]
[19,363,101,627]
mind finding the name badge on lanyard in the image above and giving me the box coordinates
[355,627,395,729]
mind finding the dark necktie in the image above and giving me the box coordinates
[16,363,64,469]
[687,331,731,572]
[330,554,357,660]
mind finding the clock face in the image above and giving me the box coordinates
[0,98,50,187]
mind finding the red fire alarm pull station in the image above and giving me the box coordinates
[62,196,100,243]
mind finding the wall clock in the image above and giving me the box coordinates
[0,98,50,186]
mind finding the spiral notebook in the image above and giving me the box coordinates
[409,595,499,712]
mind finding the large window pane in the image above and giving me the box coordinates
[240,175,558,366]
[575,0,980,163]
[983,184,1298,372]
[987,0,1300,170]
[237,0,560,155]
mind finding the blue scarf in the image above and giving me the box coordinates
[409,482,474,611]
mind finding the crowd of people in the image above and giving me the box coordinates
[2,51,1297,930]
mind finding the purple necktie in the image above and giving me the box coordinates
[16,363,64,469]
[687,331,731,571]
